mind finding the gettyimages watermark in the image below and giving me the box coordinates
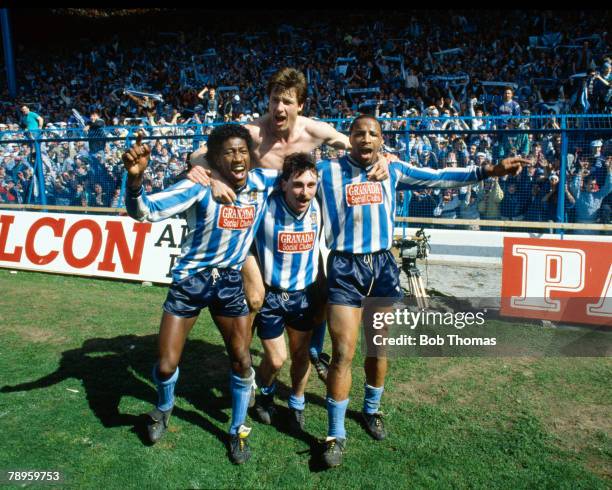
[361,297,612,358]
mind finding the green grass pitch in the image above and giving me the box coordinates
[0,269,610,489]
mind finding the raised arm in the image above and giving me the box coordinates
[460,185,472,207]
[395,157,530,191]
[596,75,610,87]
[122,133,207,221]
[125,91,141,105]
[570,171,582,199]
[197,86,209,100]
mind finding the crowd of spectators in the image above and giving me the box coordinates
[400,134,612,232]
[0,10,610,231]
[1,10,611,125]
[0,123,194,207]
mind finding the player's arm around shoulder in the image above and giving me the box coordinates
[305,117,350,150]
[186,145,238,203]
[187,122,261,203]
[188,144,208,168]
[392,158,425,189]
[249,167,282,194]
[246,120,264,148]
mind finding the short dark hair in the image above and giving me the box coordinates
[267,68,307,105]
[206,124,255,169]
[281,152,317,182]
[504,86,514,94]
[349,114,381,133]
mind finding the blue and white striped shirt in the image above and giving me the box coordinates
[255,192,321,291]
[126,168,280,281]
[317,156,484,254]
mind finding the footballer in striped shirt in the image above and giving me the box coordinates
[251,152,325,431]
[319,115,531,468]
[123,126,281,465]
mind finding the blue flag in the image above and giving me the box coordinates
[580,83,590,113]
[71,109,86,128]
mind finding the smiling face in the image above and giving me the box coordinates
[268,87,303,133]
[281,169,318,215]
[349,117,383,167]
[214,137,251,188]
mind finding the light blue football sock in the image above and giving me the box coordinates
[363,383,384,415]
[288,393,306,411]
[309,321,326,358]
[326,396,349,439]
[152,364,179,412]
[229,368,255,435]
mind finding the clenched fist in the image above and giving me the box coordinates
[122,132,150,190]
[122,132,151,177]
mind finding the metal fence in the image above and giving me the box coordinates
[1,115,610,236]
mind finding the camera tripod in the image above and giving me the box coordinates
[393,228,431,309]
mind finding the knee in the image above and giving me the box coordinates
[158,358,179,379]
[269,349,288,373]
[289,345,309,366]
[230,351,252,377]
[246,289,265,313]
[332,343,355,370]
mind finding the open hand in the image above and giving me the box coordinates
[488,157,532,177]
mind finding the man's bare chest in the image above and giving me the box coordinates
[254,136,316,170]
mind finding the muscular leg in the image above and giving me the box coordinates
[325,304,362,440]
[363,306,393,414]
[327,305,362,400]
[241,254,265,319]
[152,312,198,412]
[212,314,254,434]
[286,327,313,398]
[252,333,286,425]
[157,312,198,379]
[212,314,253,377]
[363,304,389,389]
[364,357,387,388]
[259,335,288,388]
[309,256,328,358]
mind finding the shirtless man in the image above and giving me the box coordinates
[188,67,389,371]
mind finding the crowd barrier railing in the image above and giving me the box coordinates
[0,115,610,236]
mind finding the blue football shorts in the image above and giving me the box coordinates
[327,249,402,308]
[255,284,320,340]
[163,267,249,318]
